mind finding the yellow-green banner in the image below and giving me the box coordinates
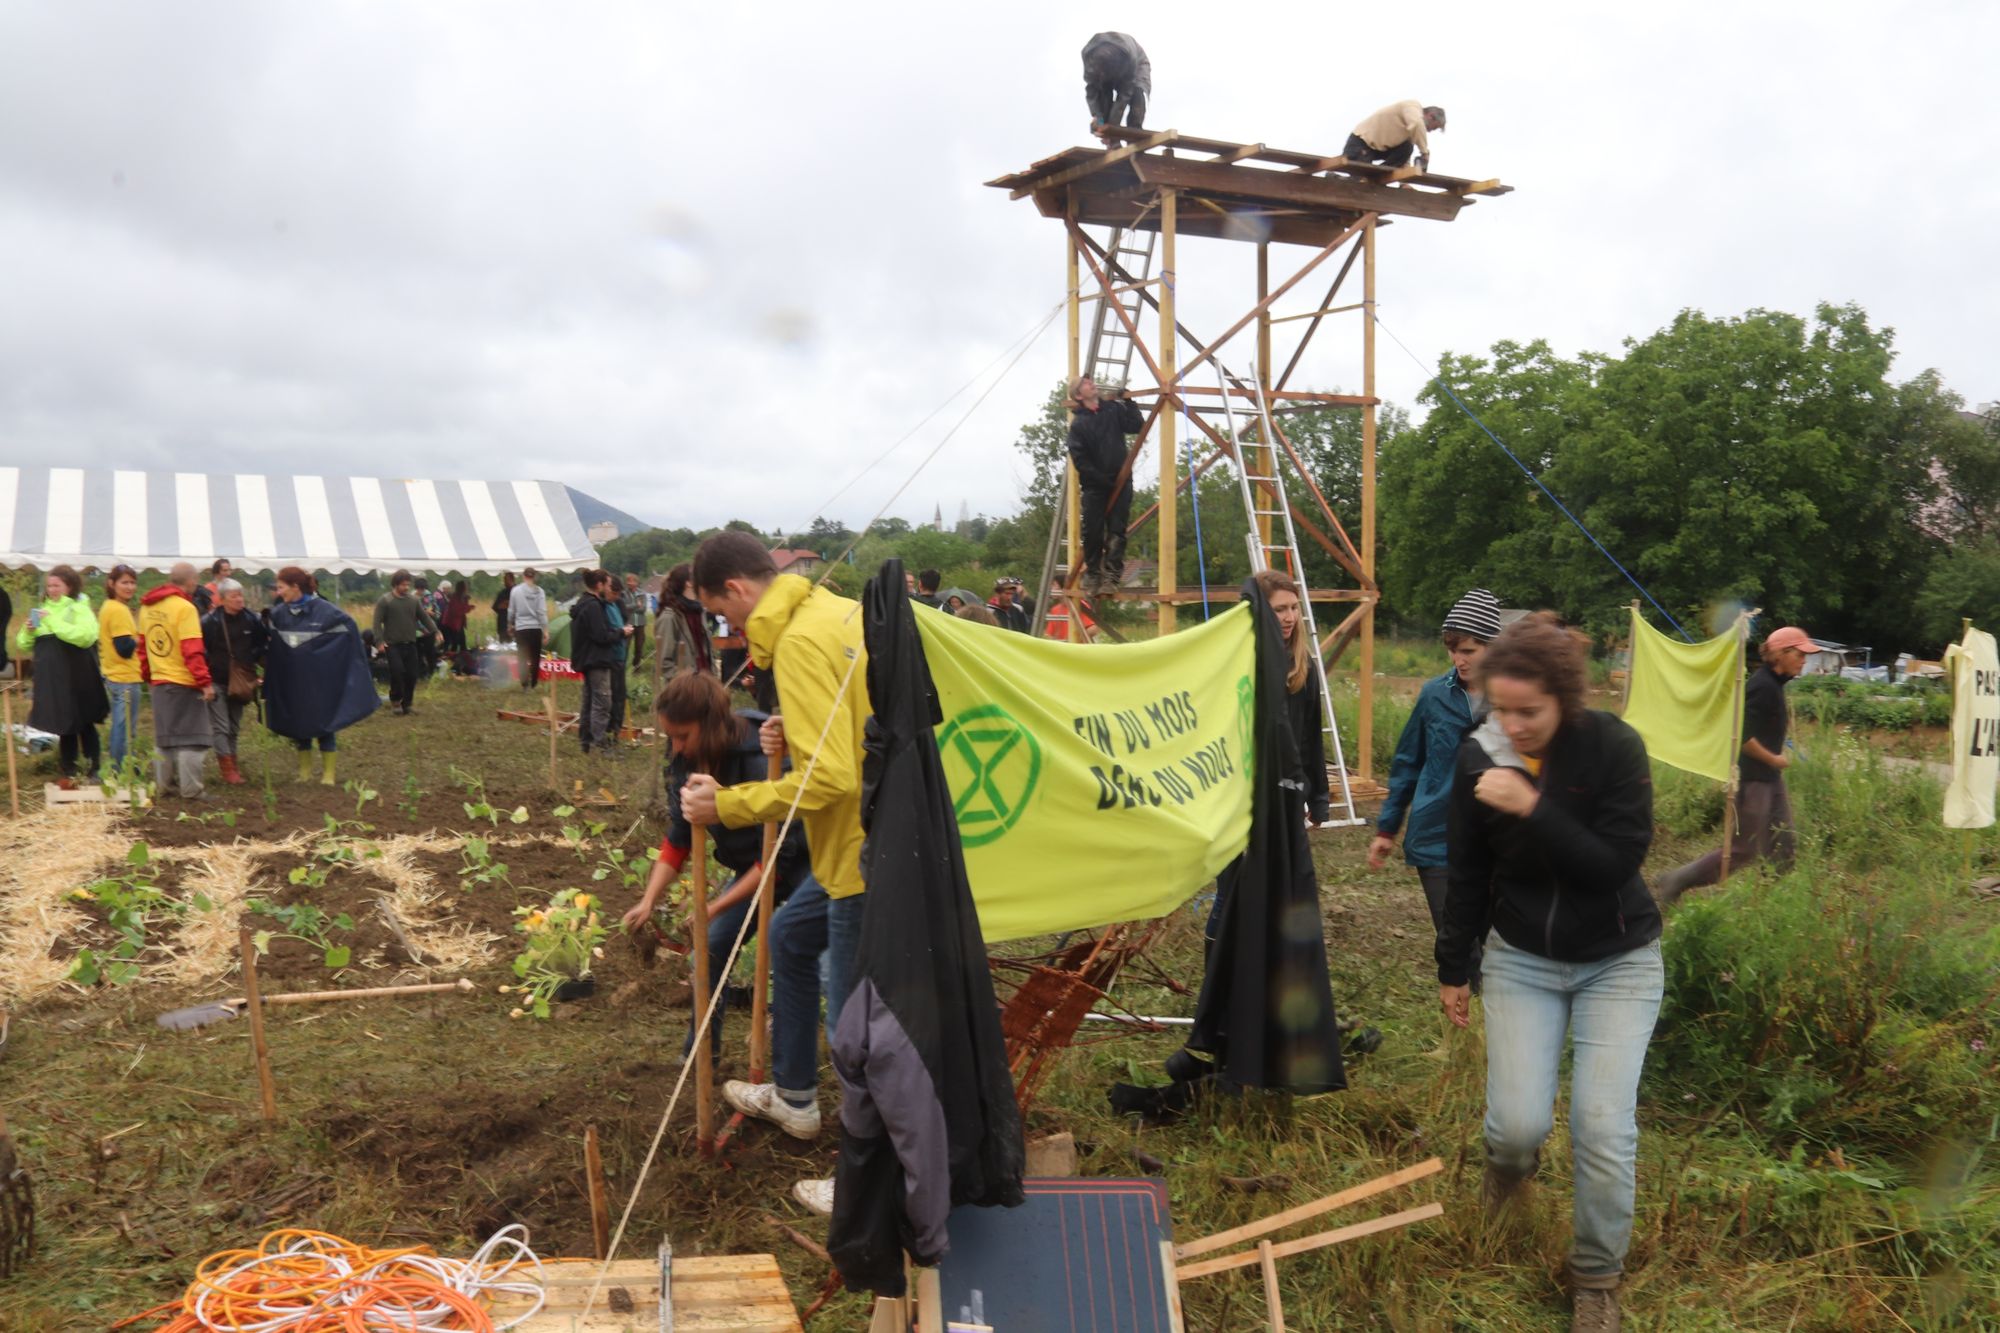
[914,603,1258,942]
[1623,609,1744,784]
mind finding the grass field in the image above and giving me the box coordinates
[1,647,1996,1330]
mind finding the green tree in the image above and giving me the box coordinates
[1013,379,1075,510]
[1914,541,2000,649]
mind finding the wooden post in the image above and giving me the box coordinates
[1719,614,1748,882]
[1620,599,1640,712]
[1157,188,1178,635]
[1065,199,1082,590]
[1253,240,1275,556]
[2,683,18,818]
[583,1124,611,1260]
[546,687,560,793]
[1960,617,1975,886]
[1258,1239,1286,1332]
[689,823,714,1153]
[238,925,279,1122]
[1357,219,1378,780]
[748,752,782,1078]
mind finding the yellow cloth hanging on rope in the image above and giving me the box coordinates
[913,602,1257,942]
[1622,608,1743,784]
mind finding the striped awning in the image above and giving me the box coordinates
[0,467,599,576]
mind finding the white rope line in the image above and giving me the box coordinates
[581,644,867,1318]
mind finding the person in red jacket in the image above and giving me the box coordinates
[138,563,217,799]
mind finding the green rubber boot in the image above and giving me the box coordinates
[320,753,338,787]
[297,750,314,783]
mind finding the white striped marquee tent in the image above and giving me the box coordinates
[0,467,600,576]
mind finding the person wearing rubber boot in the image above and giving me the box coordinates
[200,578,268,786]
[1438,615,1662,1332]
[678,532,871,1218]
[1372,588,1498,988]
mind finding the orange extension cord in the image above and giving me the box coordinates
[111,1227,547,1333]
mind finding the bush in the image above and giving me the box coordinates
[1650,742,2000,1158]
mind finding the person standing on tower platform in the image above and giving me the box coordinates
[1065,375,1144,600]
[1345,101,1446,172]
[1082,32,1150,136]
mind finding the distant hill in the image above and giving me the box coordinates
[566,486,654,538]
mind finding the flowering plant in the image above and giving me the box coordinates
[503,889,608,1019]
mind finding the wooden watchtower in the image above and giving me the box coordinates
[987,126,1509,780]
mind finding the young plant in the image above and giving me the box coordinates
[559,816,608,865]
[459,835,513,891]
[462,799,530,828]
[343,777,380,818]
[590,844,660,892]
[503,890,608,1019]
[399,767,424,823]
[246,897,355,969]
[67,843,208,987]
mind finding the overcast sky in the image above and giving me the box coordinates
[3,1,1994,539]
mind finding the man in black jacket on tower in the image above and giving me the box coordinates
[1065,375,1145,600]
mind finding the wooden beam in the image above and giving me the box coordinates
[1267,302,1365,325]
[1278,236,1363,392]
[1359,217,1379,782]
[1173,215,1374,389]
[1176,1204,1445,1280]
[1209,142,1266,164]
[1177,1159,1444,1260]
[1130,385,1374,406]
[1010,128,1178,199]
[1130,156,1462,223]
[1288,155,1349,175]
[1158,187,1178,636]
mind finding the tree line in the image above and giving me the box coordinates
[596,301,1995,656]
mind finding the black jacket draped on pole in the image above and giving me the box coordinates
[826,560,1025,1297]
[1184,577,1348,1094]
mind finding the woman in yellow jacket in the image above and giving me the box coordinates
[16,564,109,785]
[97,564,146,776]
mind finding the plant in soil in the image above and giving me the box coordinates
[556,812,607,865]
[343,777,380,817]
[459,835,513,891]
[67,841,207,987]
[246,897,356,969]
[399,766,424,822]
[505,889,607,1019]
[590,844,658,891]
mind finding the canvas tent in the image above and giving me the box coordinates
[0,466,598,577]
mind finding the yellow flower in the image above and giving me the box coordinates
[524,911,546,930]
[574,893,594,911]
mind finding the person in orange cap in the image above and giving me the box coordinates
[1654,625,1819,903]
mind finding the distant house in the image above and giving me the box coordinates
[771,548,825,576]
[586,520,619,547]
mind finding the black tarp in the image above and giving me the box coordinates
[826,561,1025,1297]
[1183,575,1348,1094]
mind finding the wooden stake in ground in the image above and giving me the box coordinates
[748,751,782,1079]
[1258,1239,1285,1332]
[237,925,278,1122]
[546,686,560,793]
[689,823,714,1154]
[1719,613,1749,882]
[583,1125,611,1260]
[2,682,19,818]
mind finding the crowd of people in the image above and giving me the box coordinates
[10,561,381,798]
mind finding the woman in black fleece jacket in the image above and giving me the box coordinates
[1437,613,1660,1333]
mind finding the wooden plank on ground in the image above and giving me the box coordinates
[489,1253,801,1333]
[1176,1158,1443,1260]
[1177,1203,1445,1280]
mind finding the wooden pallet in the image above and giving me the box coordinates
[485,1254,800,1333]
[45,783,150,809]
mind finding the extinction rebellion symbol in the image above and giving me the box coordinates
[937,704,1043,847]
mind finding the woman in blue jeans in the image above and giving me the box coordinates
[1437,613,1662,1333]
[621,672,809,1063]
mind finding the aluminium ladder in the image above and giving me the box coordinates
[1215,364,1365,828]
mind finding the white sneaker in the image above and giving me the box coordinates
[721,1080,821,1140]
[792,1177,835,1216]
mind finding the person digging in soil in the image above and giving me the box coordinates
[1437,614,1661,1333]
[679,531,872,1217]
[621,672,810,1065]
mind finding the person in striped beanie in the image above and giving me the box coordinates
[1371,588,1503,987]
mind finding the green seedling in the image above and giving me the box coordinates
[246,896,355,969]
[459,836,513,890]
[67,842,209,987]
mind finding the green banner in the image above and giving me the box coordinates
[915,604,1257,942]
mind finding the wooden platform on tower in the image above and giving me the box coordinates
[987,126,1509,785]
